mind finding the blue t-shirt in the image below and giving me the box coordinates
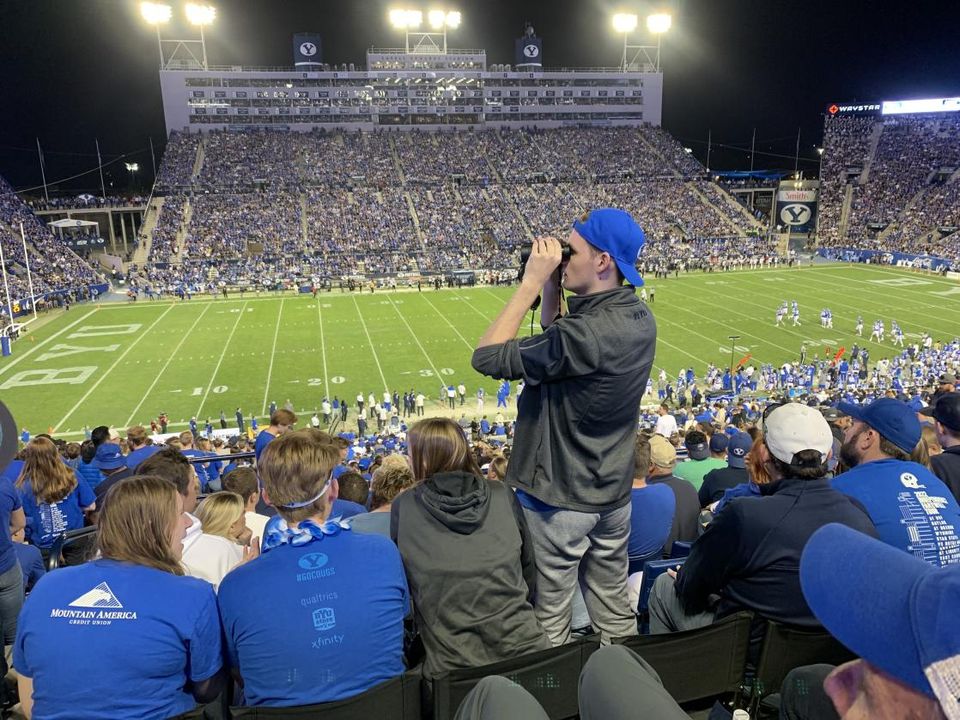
[218,530,409,706]
[832,459,960,567]
[628,484,676,559]
[0,479,23,574]
[330,498,367,520]
[181,449,212,489]
[14,559,222,720]
[14,542,45,592]
[254,430,277,462]
[18,474,96,549]
[124,445,161,470]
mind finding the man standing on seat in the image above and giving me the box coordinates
[473,208,656,644]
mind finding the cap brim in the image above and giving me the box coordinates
[837,401,867,425]
[801,524,932,696]
[727,456,746,469]
[614,258,644,287]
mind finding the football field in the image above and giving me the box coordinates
[2,263,959,437]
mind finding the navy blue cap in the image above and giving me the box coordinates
[572,208,646,287]
[726,432,752,468]
[94,443,126,471]
[709,433,729,453]
[933,392,960,433]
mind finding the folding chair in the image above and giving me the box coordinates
[229,672,421,719]
[613,611,754,705]
[430,635,600,720]
[744,620,856,715]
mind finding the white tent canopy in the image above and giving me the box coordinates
[47,218,99,229]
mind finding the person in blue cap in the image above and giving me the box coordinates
[832,397,960,567]
[472,207,656,645]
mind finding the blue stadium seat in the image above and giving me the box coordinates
[670,540,693,558]
[637,557,687,634]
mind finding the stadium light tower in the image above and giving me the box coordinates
[613,11,671,73]
[125,162,140,190]
[185,4,216,70]
[140,2,172,68]
[389,8,460,53]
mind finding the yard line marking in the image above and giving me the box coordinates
[196,300,249,418]
[317,299,330,399]
[419,294,475,351]
[385,296,445,384]
[261,298,285,415]
[0,309,97,378]
[124,302,215,426]
[351,295,388,391]
[55,304,177,431]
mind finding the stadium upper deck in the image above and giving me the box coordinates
[159,47,661,133]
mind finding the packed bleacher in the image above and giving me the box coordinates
[818,112,960,267]
[132,126,769,288]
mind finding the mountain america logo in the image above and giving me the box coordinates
[69,582,123,608]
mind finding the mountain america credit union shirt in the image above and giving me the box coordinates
[13,559,222,720]
[218,529,409,706]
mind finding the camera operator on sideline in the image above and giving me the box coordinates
[472,208,657,644]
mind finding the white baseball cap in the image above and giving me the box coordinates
[763,403,833,465]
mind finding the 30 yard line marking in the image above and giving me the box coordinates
[317,299,330,399]
[55,304,177,431]
[196,300,248,418]
[385,296,445,383]
[261,298,285,415]
[0,309,97,378]
[351,295,388,391]
[124,302,214,427]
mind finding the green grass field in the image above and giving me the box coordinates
[2,263,959,438]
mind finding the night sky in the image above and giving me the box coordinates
[2,0,958,194]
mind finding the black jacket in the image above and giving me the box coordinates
[391,471,550,679]
[699,466,750,507]
[646,473,700,554]
[472,286,656,512]
[675,476,877,626]
[931,445,960,505]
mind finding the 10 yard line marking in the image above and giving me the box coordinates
[261,298,285,415]
[0,309,97,378]
[196,300,249,418]
[317,299,330,399]
[124,302,215,427]
[55,304,177,431]
[351,296,388,391]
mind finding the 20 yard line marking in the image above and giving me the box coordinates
[124,302,215,427]
[317,299,330,399]
[261,298,285,415]
[55,304,177,431]
[351,296,388,391]
[196,300,249,418]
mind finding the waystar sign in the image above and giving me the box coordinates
[827,103,881,116]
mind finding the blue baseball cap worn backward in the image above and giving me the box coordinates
[572,208,646,287]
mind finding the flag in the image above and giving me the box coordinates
[736,353,752,370]
[833,347,846,363]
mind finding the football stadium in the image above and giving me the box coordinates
[0,2,959,719]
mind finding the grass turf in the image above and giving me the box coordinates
[2,263,958,437]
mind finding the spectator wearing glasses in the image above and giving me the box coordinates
[832,397,960,567]
[649,403,877,634]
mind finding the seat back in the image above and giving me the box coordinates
[229,672,421,719]
[45,526,99,571]
[627,545,665,576]
[613,611,754,704]
[748,621,856,707]
[431,636,600,720]
[670,540,693,558]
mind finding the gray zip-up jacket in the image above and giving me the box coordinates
[472,285,656,512]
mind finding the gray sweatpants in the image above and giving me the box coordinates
[522,503,637,645]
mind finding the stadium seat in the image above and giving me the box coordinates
[670,540,693,558]
[637,557,686,633]
[430,635,600,720]
[627,545,666,576]
[612,610,754,705]
[45,526,99,571]
[741,620,856,715]
[229,672,421,719]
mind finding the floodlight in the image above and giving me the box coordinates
[125,163,140,172]
[389,9,423,28]
[428,10,446,29]
[186,3,216,26]
[612,13,638,33]
[445,11,461,28]
[140,2,172,25]
[646,13,672,34]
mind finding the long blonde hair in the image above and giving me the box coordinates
[195,492,245,540]
[17,437,77,504]
[407,418,482,482]
[98,475,184,575]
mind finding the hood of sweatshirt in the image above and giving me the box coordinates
[416,470,490,535]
